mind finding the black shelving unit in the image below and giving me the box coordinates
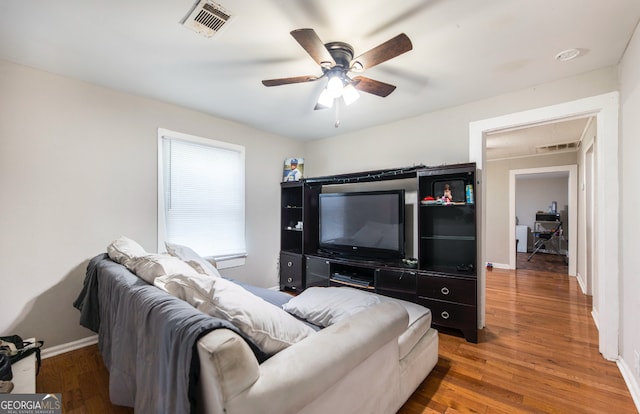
[281,182,304,254]
[279,181,319,291]
[417,163,477,342]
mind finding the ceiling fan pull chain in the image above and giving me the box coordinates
[334,99,340,128]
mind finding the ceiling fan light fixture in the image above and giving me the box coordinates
[317,88,334,108]
[263,29,413,117]
[327,75,344,98]
[351,61,364,72]
[342,83,360,106]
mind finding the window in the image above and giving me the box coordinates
[158,128,246,267]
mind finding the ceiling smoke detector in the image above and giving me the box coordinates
[555,48,581,61]
[182,0,233,38]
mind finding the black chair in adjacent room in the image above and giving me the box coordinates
[527,221,567,264]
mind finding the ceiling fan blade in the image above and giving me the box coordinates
[351,33,412,71]
[352,76,396,97]
[262,75,319,87]
[290,28,336,68]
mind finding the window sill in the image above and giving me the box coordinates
[207,253,247,269]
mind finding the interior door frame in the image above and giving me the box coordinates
[469,92,620,361]
[584,141,596,296]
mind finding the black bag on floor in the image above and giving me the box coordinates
[0,354,11,382]
[0,335,44,375]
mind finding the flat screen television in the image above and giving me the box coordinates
[318,190,405,260]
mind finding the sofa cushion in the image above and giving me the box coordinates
[130,254,200,284]
[282,287,381,327]
[107,236,147,269]
[165,241,221,278]
[373,294,432,359]
[282,286,432,359]
[157,274,315,356]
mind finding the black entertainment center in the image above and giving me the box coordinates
[279,163,478,342]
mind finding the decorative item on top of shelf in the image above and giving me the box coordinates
[442,184,453,202]
[283,157,304,182]
[421,179,470,205]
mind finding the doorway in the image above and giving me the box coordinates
[469,92,620,360]
[512,168,573,274]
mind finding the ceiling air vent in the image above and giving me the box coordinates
[182,0,233,38]
[535,141,580,154]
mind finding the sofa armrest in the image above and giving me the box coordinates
[226,301,409,414]
[196,328,260,412]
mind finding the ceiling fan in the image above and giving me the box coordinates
[262,29,413,111]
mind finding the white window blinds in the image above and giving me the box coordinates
[158,129,246,258]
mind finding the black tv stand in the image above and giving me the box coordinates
[307,253,418,292]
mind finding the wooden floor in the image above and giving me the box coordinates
[516,251,568,274]
[36,268,637,414]
[398,268,637,414]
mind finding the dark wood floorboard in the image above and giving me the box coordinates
[36,268,636,413]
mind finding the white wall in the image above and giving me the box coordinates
[619,20,640,407]
[516,176,568,231]
[0,60,302,348]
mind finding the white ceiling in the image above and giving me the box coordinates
[1,1,638,141]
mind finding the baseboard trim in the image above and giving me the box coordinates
[576,272,587,294]
[617,357,640,413]
[491,262,510,269]
[42,335,98,359]
[591,308,600,331]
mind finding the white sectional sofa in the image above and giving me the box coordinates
[196,300,438,414]
[74,238,438,414]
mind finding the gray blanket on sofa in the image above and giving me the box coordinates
[74,254,278,414]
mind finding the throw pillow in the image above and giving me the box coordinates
[154,272,216,309]
[130,254,200,284]
[107,236,147,269]
[282,286,381,327]
[165,242,221,278]
[209,278,316,355]
[159,274,315,355]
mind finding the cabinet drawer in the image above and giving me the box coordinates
[417,274,476,304]
[416,298,476,330]
[376,269,417,294]
[280,252,303,289]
